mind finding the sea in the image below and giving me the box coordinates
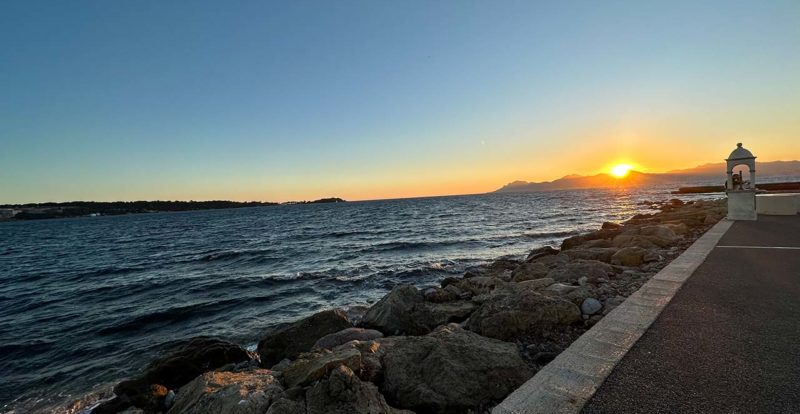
[0,186,723,412]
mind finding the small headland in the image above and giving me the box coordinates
[0,198,346,221]
[83,198,726,414]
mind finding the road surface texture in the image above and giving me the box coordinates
[583,215,800,413]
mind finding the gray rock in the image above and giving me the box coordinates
[516,277,556,290]
[306,365,412,414]
[546,259,614,283]
[422,287,458,303]
[511,261,549,282]
[640,224,678,241]
[361,285,477,335]
[563,247,619,263]
[610,247,649,266]
[266,398,306,414]
[466,289,581,340]
[531,252,570,269]
[98,338,251,414]
[603,296,626,315]
[380,324,532,413]
[167,370,284,414]
[164,390,176,409]
[581,298,603,315]
[526,245,559,261]
[612,234,672,249]
[361,285,423,335]
[270,359,292,372]
[258,309,352,368]
[312,328,383,350]
[282,348,362,388]
[543,283,579,295]
[643,250,662,263]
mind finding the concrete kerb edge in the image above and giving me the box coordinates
[492,219,735,414]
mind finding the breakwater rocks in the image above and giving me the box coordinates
[92,198,726,414]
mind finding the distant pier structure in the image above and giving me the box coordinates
[725,143,757,220]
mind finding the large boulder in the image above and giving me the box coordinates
[96,338,251,413]
[422,287,459,303]
[516,277,555,291]
[560,228,621,250]
[640,224,679,241]
[530,252,570,269]
[466,289,581,340]
[485,258,521,280]
[562,247,619,263]
[611,234,662,249]
[266,399,306,414]
[610,247,649,266]
[662,222,689,235]
[361,285,476,335]
[380,324,532,413]
[361,285,423,335]
[312,328,384,350]
[511,262,549,282]
[283,348,363,388]
[306,365,412,414]
[258,309,352,367]
[454,276,507,295]
[546,259,614,283]
[167,370,284,414]
[525,245,559,261]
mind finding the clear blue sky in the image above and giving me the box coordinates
[2,1,799,203]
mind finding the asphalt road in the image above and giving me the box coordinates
[583,215,800,413]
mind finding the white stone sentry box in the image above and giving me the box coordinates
[725,143,757,220]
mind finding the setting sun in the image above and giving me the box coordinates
[610,164,633,178]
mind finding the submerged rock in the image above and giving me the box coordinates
[258,309,352,367]
[466,289,581,340]
[167,369,283,414]
[380,324,532,413]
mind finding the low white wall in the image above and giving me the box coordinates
[756,193,800,215]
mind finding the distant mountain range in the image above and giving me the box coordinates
[495,160,800,193]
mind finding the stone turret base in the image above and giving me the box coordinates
[727,191,757,220]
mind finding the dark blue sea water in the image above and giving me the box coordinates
[0,188,715,412]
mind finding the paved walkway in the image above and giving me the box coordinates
[583,215,800,413]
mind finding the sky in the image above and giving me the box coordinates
[2,0,799,203]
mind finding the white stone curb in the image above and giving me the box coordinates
[492,219,735,414]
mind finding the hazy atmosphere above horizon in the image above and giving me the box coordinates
[2,1,799,203]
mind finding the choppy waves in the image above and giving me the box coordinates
[0,187,707,412]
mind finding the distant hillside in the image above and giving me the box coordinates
[495,171,673,192]
[495,160,800,193]
[667,160,800,176]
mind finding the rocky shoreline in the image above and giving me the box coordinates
[87,198,726,414]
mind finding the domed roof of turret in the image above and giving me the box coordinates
[727,143,755,160]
